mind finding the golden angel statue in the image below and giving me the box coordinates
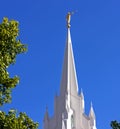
[66,12,71,28]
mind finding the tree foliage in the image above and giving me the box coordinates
[0,110,38,129]
[111,121,120,129]
[0,17,27,106]
[0,17,39,128]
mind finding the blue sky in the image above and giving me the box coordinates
[0,0,120,129]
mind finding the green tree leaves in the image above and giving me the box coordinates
[111,121,120,129]
[0,110,38,129]
[0,17,27,106]
[0,17,39,129]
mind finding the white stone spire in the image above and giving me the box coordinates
[44,106,49,120]
[44,107,49,129]
[43,12,97,129]
[89,102,95,119]
[89,103,97,129]
[60,19,78,98]
[80,89,85,113]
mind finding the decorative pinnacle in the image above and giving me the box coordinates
[46,105,48,110]
[91,102,93,108]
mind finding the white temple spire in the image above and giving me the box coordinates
[44,106,49,121]
[60,12,78,98]
[89,103,97,129]
[43,12,97,129]
[44,106,49,129]
[89,102,95,119]
[80,89,85,113]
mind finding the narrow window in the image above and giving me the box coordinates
[71,115,74,128]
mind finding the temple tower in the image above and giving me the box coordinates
[43,12,97,129]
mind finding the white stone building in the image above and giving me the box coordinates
[43,13,97,129]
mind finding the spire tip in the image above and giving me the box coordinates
[66,12,71,28]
